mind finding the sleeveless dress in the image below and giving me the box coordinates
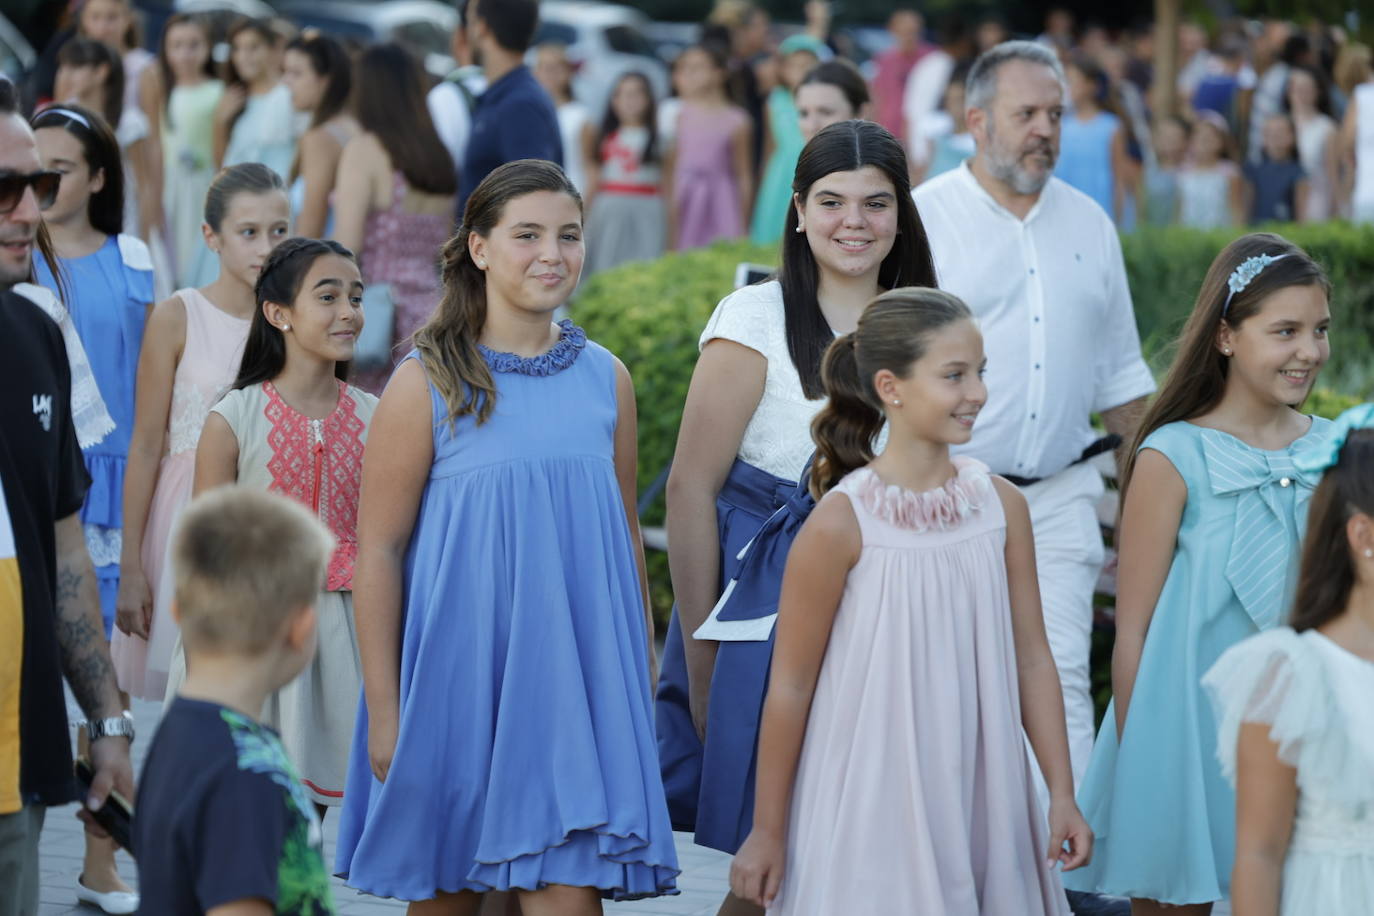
[34,236,154,637]
[585,126,665,276]
[352,171,451,394]
[1294,114,1336,221]
[655,281,821,836]
[1057,111,1120,218]
[673,102,749,250]
[211,380,375,806]
[162,80,224,289]
[109,288,250,701]
[749,88,804,245]
[336,322,678,900]
[1205,627,1374,914]
[769,461,1068,915]
[1177,162,1238,228]
[223,82,296,181]
[1064,417,1334,904]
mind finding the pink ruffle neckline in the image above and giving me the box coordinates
[855,458,992,531]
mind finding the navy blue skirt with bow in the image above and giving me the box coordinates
[654,458,800,832]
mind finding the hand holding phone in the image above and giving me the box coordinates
[75,757,136,855]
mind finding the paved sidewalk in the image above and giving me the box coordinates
[37,695,729,915]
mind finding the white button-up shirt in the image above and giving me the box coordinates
[913,163,1156,480]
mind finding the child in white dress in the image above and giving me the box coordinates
[1205,403,1374,915]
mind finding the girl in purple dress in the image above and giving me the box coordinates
[667,44,753,250]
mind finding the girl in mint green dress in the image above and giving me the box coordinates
[1064,233,1335,911]
[749,36,822,245]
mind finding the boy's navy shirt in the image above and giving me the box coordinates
[457,64,564,217]
[134,697,335,915]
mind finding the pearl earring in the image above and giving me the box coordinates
[1223,348,1231,355]
[282,324,291,332]
[795,223,804,233]
[1365,549,1373,558]
[477,258,486,268]
[892,399,901,407]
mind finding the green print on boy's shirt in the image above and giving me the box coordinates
[132,696,338,914]
[222,708,334,915]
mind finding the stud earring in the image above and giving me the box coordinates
[892,399,901,407]
[1365,548,1373,558]
[282,324,291,332]
[795,224,804,233]
[477,258,486,268]
[1223,348,1231,355]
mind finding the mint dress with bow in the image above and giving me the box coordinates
[1064,416,1334,905]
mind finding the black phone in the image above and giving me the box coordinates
[74,757,135,855]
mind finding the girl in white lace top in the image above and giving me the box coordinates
[1205,406,1374,916]
[110,164,288,702]
[655,121,939,908]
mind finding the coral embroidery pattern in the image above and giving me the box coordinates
[263,381,365,590]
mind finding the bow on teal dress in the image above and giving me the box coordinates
[1201,427,1324,630]
[1064,416,1334,906]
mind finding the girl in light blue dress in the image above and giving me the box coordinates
[337,160,677,909]
[1064,233,1335,913]
[32,104,154,638]
[218,18,296,181]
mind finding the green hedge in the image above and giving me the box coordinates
[574,226,1374,620]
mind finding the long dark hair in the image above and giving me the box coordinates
[781,120,936,399]
[597,71,658,165]
[415,160,582,427]
[158,14,217,127]
[1291,427,1374,632]
[810,287,973,497]
[31,103,125,237]
[1121,233,1330,497]
[353,43,457,196]
[236,237,356,389]
[796,59,870,113]
[56,38,124,127]
[286,33,351,130]
[224,17,277,88]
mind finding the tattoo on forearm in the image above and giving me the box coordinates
[54,560,120,720]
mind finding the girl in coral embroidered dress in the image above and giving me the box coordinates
[193,237,375,813]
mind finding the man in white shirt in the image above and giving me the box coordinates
[913,41,1154,815]
[426,1,486,175]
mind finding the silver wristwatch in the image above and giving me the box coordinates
[86,711,135,744]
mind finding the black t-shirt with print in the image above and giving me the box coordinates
[134,698,336,915]
[0,287,90,807]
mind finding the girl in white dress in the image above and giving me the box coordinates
[1205,404,1374,915]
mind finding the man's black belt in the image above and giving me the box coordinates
[1002,435,1123,489]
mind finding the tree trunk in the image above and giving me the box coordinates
[1152,0,1181,117]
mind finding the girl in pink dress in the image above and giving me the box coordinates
[729,288,1093,914]
[111,163,289,701]
[667,44,753,250]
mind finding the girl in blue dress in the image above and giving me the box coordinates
[31,102,153,914]
[1063,233,1336,914]
[337,159,678,912]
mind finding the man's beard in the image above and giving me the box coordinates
[983,121,1056,195]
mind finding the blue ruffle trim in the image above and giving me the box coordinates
[479,319,586,376]
[80,453,127,529]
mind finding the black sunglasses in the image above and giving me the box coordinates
[0,170,60,215]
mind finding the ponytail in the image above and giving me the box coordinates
[808,287,974,499]
[809,333,883,497]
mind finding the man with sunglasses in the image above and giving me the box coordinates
[0,78,134,916]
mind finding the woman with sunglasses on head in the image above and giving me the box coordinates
[29,102,151,914]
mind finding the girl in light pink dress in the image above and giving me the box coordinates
[110,163,289,700]
[728,288,1093,914]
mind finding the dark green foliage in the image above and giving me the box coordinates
[577,224,1374,625]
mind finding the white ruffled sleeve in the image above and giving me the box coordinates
[1203,628,1368,803]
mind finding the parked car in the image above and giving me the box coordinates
[532,1,670,116]
[641,20,699,66]
[133,0,276,61]
[0,13,36,86]
[268,0,459,78]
